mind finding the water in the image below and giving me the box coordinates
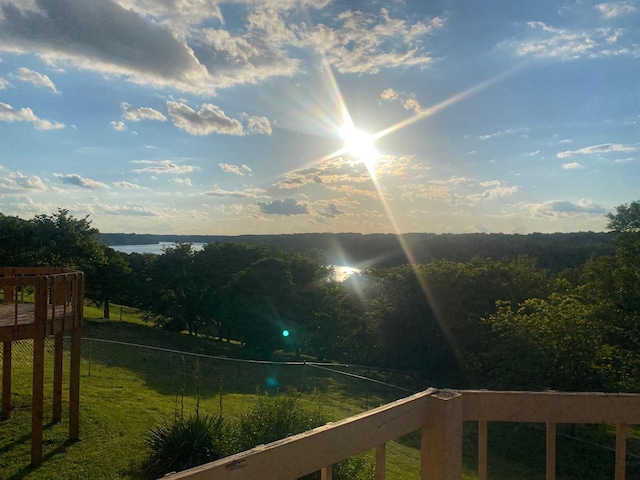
[110,243,359,280]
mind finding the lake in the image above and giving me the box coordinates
[110,243,359,281]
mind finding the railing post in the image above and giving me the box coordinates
[616,424,627,480]
[421,390,463,480]
[546,423,556,480]
[478,420,488,480]
[375,443,386,480]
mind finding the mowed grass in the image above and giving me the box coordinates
[2,303,640,479]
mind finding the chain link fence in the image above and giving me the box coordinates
[1,336,424,421]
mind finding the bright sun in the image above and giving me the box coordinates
[339,124,379,165]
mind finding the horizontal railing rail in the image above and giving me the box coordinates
[164,388,640,480]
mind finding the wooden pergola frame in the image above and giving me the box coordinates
[0,267,84,465]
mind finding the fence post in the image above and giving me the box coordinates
[421,390,463,480]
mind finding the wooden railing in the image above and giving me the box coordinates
[164,388,640,480]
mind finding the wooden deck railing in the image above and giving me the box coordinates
[164,388,640,480]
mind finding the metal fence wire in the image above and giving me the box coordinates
[1,337,420,420]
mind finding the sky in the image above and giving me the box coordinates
[0,0,639,236]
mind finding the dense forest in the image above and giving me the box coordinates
[99,230,616,272]
[3,204,640,393]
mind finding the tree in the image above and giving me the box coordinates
[29,208,104,269]
[219,257,295,353]
[606,200,640,233]
[143,243,203,335]
[84,247,132,319]
[0,213,35,265]
[483,292,605,391]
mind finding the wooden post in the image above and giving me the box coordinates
[421,390,463,480]
[69,324,82,440]
[375,444,386,480]
[320,465,332,480]
[31,277,47,465]
[546,423,556,480]
[2,341,11,419]
[615,424,627,480]
[53,332,64,422]
[478,420,488,480]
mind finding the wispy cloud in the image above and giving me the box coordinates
[206,186,266,198]
[14,67,59,93]
[557,143,638,158]
[509,21,639,60]
[595,2,637,19]
[132,160,197,174]
[257,198,308,215]
[563,162,583,169]
[219,163,252,176]
[0,171,47,192]
[121,102,167,122]
[167,101,243,136]
[55,173,109,189]
[0,102,64,130]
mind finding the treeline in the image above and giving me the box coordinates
[3,205,640,393]
[99,231,616,273]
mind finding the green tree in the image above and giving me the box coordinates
[144,243,203,335]
[0,213,35,265]
[483,291,605,391]
[85,247,132,319]
[29,208,104,269]
[219,257,295,353]
[606,200,640,232]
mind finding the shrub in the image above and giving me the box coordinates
[230,393,373,480]
[144,413,228,478]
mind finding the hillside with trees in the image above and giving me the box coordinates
[3,203,640,394]
[99,231,615,272]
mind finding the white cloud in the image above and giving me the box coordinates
[0,171,47,192]
[219,163,247,175]
[380,88,398,101]
[111,120,127,131]
[121,102,167,122]
[509,21,639,60]
[257,198,308,215]
[563,162,583,169]
[557,143,638,158]
[14,67,58,92]
[167,101,243,136]
[114,180,143,188]
[172,177,192,187]
[596,2,637,19]
[528,200,606,217]
[247,116,272,135]
[0,77,8,89]
[54,173,109,189]
[0,0,210,93]
[132,159,197,174]
[206,186,266,198]
[0,102,64,130]
[305,9,444,74]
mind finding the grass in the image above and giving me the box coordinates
[1,303,639,479]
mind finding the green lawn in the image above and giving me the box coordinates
[1,304,639,479]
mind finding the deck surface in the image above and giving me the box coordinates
[0,303,77,341]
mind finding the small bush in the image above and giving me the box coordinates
[144,413,228,478]
[230,393,373,480]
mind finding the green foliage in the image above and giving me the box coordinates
[606,200,640,232]
[230,394,325,452]
[229,393,373,480]
[144,413,228,478]
[483,292,605,391]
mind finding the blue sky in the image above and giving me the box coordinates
[0,0,638,235]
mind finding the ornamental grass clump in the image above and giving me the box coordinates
[144,413,228,478]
